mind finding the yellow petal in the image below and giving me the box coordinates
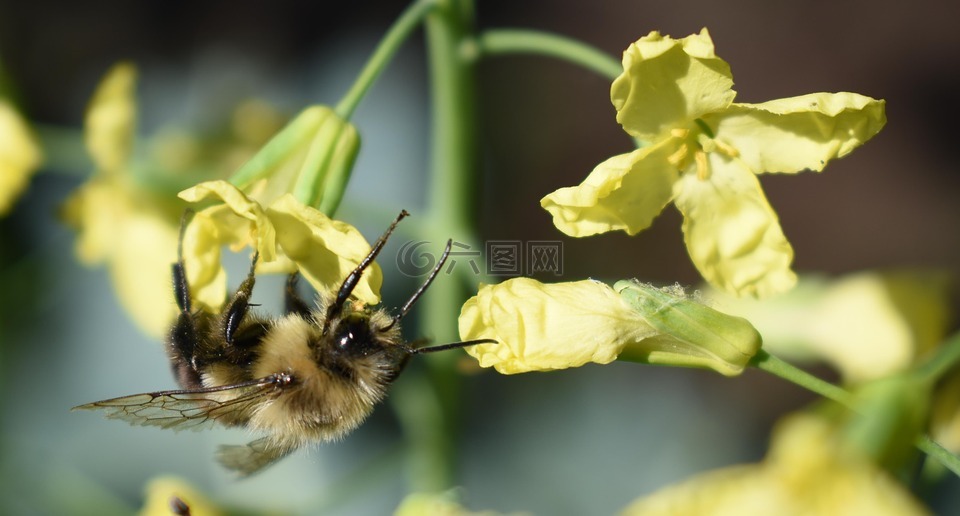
[266,194,381,305]
[0,100,42,215]
[179,180,277,262]
[181,208,229,312]
[140,476,223,516]
[85,62,137,174]
[459,278,656,374]
[621,413,929,516]
[674,157,796,297]
[707,92,886,174]
[540,139,679,236]
[612,28,736,141]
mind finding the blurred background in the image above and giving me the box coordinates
[1,0,959,514]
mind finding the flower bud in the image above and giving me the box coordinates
[614,279,762,376]
[228,105,360,214]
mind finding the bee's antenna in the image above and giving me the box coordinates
[381,239,453,332]
[409,338,498,355]
[325,210,409,332]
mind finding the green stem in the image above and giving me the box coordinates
[476,28,622,81]
[750,349,855,407]
[383,0,478,494]
[916,435,960,477]
[916,330,960,383]
[335,0,439,120]
[751,349,960,475]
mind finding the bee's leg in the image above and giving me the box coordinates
[169,211,203,389]
[284,273,312,318]
[222,252,259,345]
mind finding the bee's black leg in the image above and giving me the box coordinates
[169,211,203,389]
[223,253,259,345]
[285,273,312,318]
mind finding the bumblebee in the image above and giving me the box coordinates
[76,210,493,476]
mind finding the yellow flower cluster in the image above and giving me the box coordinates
[542,29,886,298]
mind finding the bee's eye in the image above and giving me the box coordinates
[333,313,377,356]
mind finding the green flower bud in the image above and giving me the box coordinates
[614,279,762,376]
[228,105,360,214]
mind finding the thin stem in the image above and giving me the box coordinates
[335,0,439,120]
[751,349,960,476]
[916,435,960,477]
[476,28,622,81]
[916,330,960,383]
[749,349,855,407]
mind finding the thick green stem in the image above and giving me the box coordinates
[476,28,622,81]
[335,0,439,120]
[390,0,478,493]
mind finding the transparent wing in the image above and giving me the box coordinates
[73,373,294,432]
[216,437,296,477]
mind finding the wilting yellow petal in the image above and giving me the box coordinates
[179,180,277,261]
[460,278,657,373]
[621,414,929,516]
[707,92,886,174]
[0,100,42,215]
[541,139,678,237]
[674,157,796,297]
[85,62,136,174]
[267,194,380,305]
[140,476,222,516]
[612,28,735,141]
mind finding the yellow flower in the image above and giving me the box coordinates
[62,63,289,337]
[140,476,222,516]
[459,277,761,376]
[704,270,952,383]
[179,180,381,312]
[0,99,42,215]
[541,29,886,298]
[620,413,929,516]
[61,63,185,338]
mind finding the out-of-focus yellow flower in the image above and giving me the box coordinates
[179,180,381,312]
[459,277,761,376]
[394,490,518,516]
[63,63,288,337]
[541,29,886,298]
[620,413,929,516]
[62,63,185,338]
[704,270,952,384]
[0,99,42,215]
[140,476,222,516]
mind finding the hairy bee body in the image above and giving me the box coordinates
[75,211,492,476]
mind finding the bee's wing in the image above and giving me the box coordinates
[73,374,292,432]
[216,437,295,477]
